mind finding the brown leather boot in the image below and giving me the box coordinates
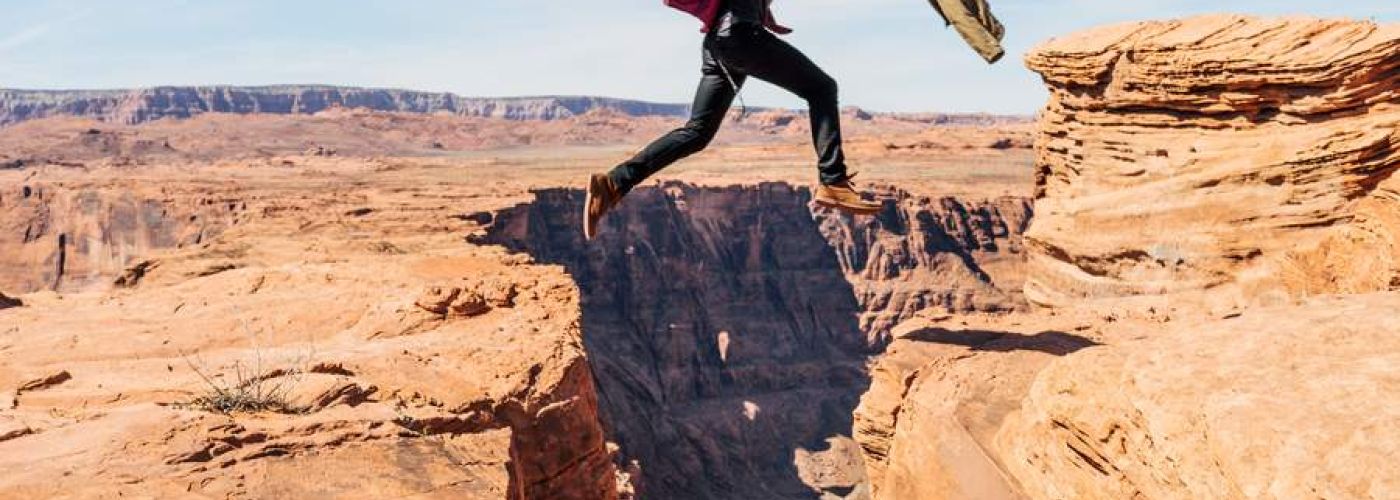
[814,173,882,215]
[584,173,623,240]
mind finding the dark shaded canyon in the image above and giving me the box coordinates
[474,182,1031,499]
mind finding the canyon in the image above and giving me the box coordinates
[0,12,1397,500]
[0,85,1032,498]
[474,182,1028,498]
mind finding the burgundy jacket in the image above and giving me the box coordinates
[665,0,791,34]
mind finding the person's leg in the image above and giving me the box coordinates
[712,26,847,185]
[605,48,747,195]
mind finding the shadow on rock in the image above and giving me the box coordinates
[475,181,873,499]
[900,327,1099,356]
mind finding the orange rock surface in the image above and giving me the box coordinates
[0,187,616,498]
[1023,15,1400,308]
[855,15,1400,500]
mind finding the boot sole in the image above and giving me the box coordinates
[814,198,882,215]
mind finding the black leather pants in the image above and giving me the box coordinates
[606,21,848,194]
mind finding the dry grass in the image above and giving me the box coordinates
[176,311,315,415]
[178,358,300,415]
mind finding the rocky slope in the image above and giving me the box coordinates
[1022,14,1400,309]
[855,15,1400,500]
[474,182,1029,498]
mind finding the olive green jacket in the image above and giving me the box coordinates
[929,0,1005,64]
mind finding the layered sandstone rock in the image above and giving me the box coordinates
[856,15,1400,500]
[0,166,617,499]
[0,249,616,498]
[1023,15,1400,308]
[820,189,1031,344]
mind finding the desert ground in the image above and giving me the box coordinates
[1,13,1398,500]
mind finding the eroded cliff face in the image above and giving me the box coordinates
[475,182,1030,498]
[853,15,1400,500]
[1022,15,1400,308]
[821,191,1030,345]
[0,182,241,293]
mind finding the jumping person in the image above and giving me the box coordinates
[583,0,882,240]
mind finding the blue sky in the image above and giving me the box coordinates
[1,1,1395,113]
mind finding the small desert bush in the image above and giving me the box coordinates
[176,311,315,415]
[179,359,300,414]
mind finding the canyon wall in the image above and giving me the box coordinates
[0,182,241,293]
[819,188,1031,345]
[854,15,1400,500]
[0,86,693,126]
[475,182,1030,498]
[1022,15,1400,308]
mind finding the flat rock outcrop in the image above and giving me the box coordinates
[0,168,617,499]
[997,294,1400,499]
[1023,15,1400,308]
[856,294,1400,499]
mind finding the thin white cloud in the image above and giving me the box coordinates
[0,6,95,54]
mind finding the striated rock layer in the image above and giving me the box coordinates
[855,15,1400,500]
[476,182,1030,499]
[1023,15,1400,308]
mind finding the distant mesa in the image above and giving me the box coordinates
[0,85,1029,127]
[0,85,694,126]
